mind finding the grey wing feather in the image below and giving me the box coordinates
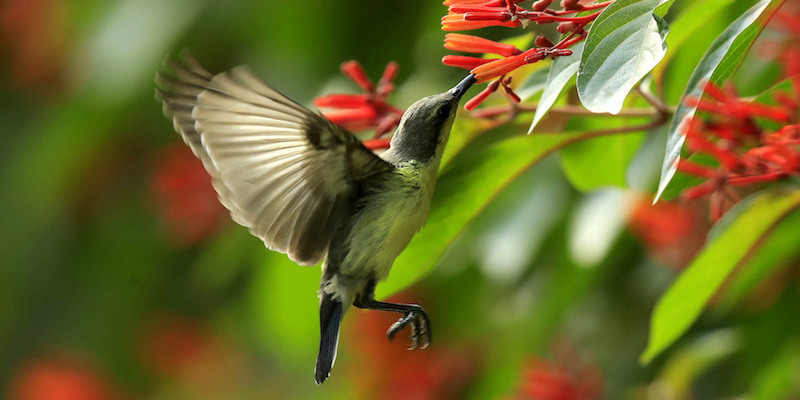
[156,53,391,265]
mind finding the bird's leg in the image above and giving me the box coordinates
[353,281,431,350]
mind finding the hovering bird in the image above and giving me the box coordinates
[156,53,475,384]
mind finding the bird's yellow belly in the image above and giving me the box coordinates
[340,171,434,280]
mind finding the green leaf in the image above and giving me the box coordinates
[653,0,734,82]
[657,152,717,201]
[577,0,671,114]
[718,209,800,311]
[516,64,552,102]
[560,132,645,191]
[654,0,785,201]
[528,43,583,133]
[249,250,320,363]
[377,131,589,298]
[641,188,800,363]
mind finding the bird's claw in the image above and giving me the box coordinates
[386,309,431,350]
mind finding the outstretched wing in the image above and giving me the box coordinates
[156,53,392,265]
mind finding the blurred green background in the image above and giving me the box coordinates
[1,1,799,399]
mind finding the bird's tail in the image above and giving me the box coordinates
[315,291,343,384]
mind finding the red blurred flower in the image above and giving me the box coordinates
[345,290,479,400]
[628,195,707,269]
[676,81,800,221]
[511,346,603,400]
[314,60,405,141]
[137,314,249,395]
[139,315,220,377]
[441,0,610,109]
[8,355,119,400]
[0,0,68,90]
[149,145,229,246]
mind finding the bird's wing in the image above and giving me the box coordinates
[156,53,392,265]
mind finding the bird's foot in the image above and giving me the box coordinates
[386,308,431,350]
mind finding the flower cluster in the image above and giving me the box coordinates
[511,353,603,400]
[314,60,405,150]
[150,145,229,246]
[346,290,478,400]
[442,0,613,110]
[8,354,119,400]
[629,195,705,269]
[676,81,799,221]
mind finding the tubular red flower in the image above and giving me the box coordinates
[561,0,583,10]
[321,107,380,130]
[441,0,611,109]
[442,55,497,70]
[464,80,500,110]
[378,62,398,90]
[769,124,800,145]
[441,13,519,30]
[443,0,498,5]
[340,60,374,92]
[316,60,404,136]
[463,11,516,23]
[677,161,719,178]
[313,94,371,108]
[533,0,554,11]
[444,33,522,57]
[471,48,542,83]
[727,171,787,186]
[535,35,554,47]
[682,180,718,200]
[362,138,392,150]
[449,4,513,14]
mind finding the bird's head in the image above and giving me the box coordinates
[388,74,475,163]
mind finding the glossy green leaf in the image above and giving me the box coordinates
[719,209,800,311]
[377,131,589,298]
[577,0,672,114]
[654,0,785,201]
[641,188,800,363]
[653,0,734,82]
[528,43,583,133]
[516,65,552,102]
[561,132,645,191]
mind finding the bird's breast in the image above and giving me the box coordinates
[339,163,438,280]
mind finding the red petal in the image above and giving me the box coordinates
[341,60,374,93]
[442,55,496,70]
[444,33,521,57]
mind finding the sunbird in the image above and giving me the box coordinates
[156,53,475,384]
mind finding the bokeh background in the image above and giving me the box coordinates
[1,0,799,399]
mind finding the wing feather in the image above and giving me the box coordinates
[156,53,392,265]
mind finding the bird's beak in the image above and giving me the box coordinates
[449,74,476,101]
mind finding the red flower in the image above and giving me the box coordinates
[345,290,479,400]
[442,54,498,70]
[676,79,800,221]
[0,0,68,91]
[445,33,523,57]
[629,196,706,269]
[150,145,229,246]
[441,0,609,109]
[8,355,119,400]
[314,60,405,139]
[511,345,603,400]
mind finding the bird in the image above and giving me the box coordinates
[155,52,475,384]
